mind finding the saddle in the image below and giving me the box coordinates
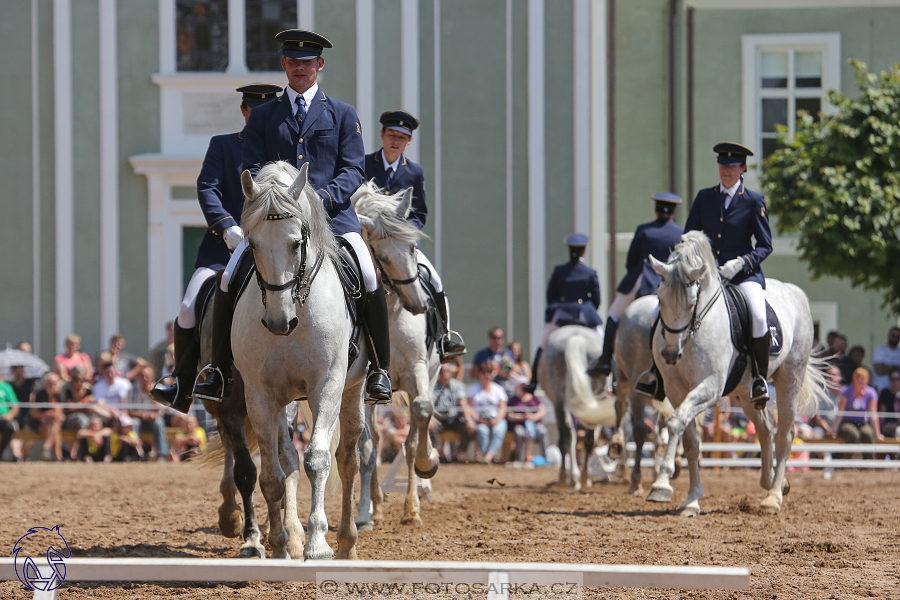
[417,267,441,355]
[721,283,783,396]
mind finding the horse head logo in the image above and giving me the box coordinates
[13,525,71,591]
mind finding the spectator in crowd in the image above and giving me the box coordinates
[872,326,900,392]
[378,407,410,463]
[831,367,883,455]
[53,334,93,382]
[448,355,465,381]
[7,364,36,462]
[506,379,548,464]
[470,327,513,380]
[111,414,144,462]
[15,341,33,354]
[61,366,103,440]
[811,364,843,437]
[128,365,170,460]
[29,373,66,461]
[75,415,112,462]
[828,334,855,384]
[431,363,472,462]
[149,321,175,377]
[507,341,532,383]
[293,410,311,455]
[847,345,873,384]
[877,367,900,438]
[99,333,144,381]
[464,357,508,464]
[170,414,207,462]
[0,377,20,460]
[92,355,132,423]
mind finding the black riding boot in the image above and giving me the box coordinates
[362,286,393,404]
[434,290,467,363]
[634,362,667,401]
[522,347,543,394]
[192,277,235,402]
[750,332,771,409]
[587,318,619,377]
[150,320,200,413]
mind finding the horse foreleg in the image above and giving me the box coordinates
[609,391,629,460]
[568,414,582,491]
[233,439,265,558]
[579,426,594,491]
[276,411,304,559]
[369,407,385,521]
[247,395,288,559]
[356,411,376,530]
[412,375,440,479]
[629,394,647,495]
[217,445,242,538]
[760,372,800,515]
[678,419,703,517]
[401,423,423,527]
[336,388,364,559]
[303,385,342,560]
[554,406,572,486]
[740,394,775,491]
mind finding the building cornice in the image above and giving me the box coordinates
[688,0,900,9]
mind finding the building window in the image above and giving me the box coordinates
[742,33,841,170]
[177,0,229,72]
[246,1,297,71]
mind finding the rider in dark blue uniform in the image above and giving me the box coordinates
[587,192,684,377]
[522,234,602,394]
[634,142,774,408]
[365,110,466,363]
[151,83,282,412]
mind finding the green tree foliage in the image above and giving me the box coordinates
[761,60,900,312]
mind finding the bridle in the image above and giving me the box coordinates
[374,252,420,296]
[658,279,723,339]
[254,216,325,308]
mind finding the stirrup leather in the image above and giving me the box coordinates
[192,365,225,402]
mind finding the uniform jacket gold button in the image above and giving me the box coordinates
[299,138,303,143]
[577,299,583,304]
[298,155,304,160]
[718,234,722,238]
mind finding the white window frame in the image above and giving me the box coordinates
[809,301,838,346]
[741,32,841,187]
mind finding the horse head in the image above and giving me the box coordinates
[242,161,336,335]
[353,183,429,315]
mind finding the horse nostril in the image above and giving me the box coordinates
[287,317,299,334]
[261,318,268,329]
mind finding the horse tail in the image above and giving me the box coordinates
[298,401,342,496]
[798,351,830,418]
[564,334,617,427]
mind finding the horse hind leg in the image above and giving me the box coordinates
[217,444,243,538]
[369,407,386,522]
[276,409,305,559]
[760,370,801,515]
[336,387,365,559]
[579,427,595,491]
[356,410,376,530]
[401,424,423,527]
[628,395,647,495]
[412,391,440,479]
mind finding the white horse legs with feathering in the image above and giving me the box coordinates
[233,161,367,559]
[352,182,441,528]
[646,231,826,516]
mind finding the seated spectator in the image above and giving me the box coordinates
[827,334,855,384]
[98,333,144,381]
[506,379,548,464]
[75,416,112,462]
[507,341,532,382]
[61,366,99,434]
[832,367,883,458]
[29,373,66,461]
[128,365,169,460]
[7,363,35,462]
[0,378,20,460]
[53,334,94,382]
[111,414,145,462]
[170,414,207,462]
[92,355,133,423]
[848,345,873,386]
[470,327,513,380]
[431,363,473,462]
[877,367,900,438]
[872,326,900,392]
[464,357,508,464]
[378,407,410,463]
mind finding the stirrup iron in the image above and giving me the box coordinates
[150,375,179,408]
[634,368,660,399]
[192,365,225,402]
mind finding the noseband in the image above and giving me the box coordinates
[659,279,723,338]
[254,218,325,308]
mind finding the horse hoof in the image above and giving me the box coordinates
[400,515,423,528]
[647,486,673,503]
[239,545,264,559]
[679,505,700,518]
[414,463,439,479]
[627,484,644,496]
[760,496,781,515]
[356,520,375,532]
[782,478,791,496]
[304,545,335,561]
[218,507,243,539]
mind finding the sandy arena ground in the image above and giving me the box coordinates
[1,460,898,599]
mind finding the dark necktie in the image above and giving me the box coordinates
[385,168,394,186]
[720,189,729,210]
[295,95,307,123]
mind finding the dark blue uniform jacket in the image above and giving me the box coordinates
[195,130,245,269]
[365,150,427,230]
[242,88,365,236]
[684,181,773,288]
[545,261,603,327]
[617,218,684,297]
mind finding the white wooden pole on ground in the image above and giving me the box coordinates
[0,558,750,599]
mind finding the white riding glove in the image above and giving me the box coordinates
[223,225,244,252]
[718,257,745,280]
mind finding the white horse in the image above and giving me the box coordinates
[352,182,441,529]
[646,230,827,516]
[540,325,616,491]
[233,161,367,559]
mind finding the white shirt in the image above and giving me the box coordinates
[719,180,741,210]
[93,376,133,407]
[381,149,400,175]
[285,83,319,117]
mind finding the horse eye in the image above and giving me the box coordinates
[292,240,302,250]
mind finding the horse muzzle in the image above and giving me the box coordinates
[662,346,682,365]
[261,316,298,336]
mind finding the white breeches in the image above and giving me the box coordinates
[415,248,443,292]
[607,274,643,323]
[221,231,379,294]
[738,280,768,338]
[179,267,218,328]
[539,319,603,347]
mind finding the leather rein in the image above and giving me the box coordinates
[658,279,723,338]
[254,214,325,308]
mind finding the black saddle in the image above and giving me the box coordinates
[721,283,783,396]
[193,275,218,331]
[417,266,441,354]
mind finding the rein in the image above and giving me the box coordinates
[659,279,723,338]
[254,219,325,308]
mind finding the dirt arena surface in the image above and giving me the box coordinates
[1,461,897,599]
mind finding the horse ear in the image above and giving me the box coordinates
[395,187,414,219]
[650,255,671,277]
[689,262,708,282]
[288,162,310,201]
[241,170,260,201]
